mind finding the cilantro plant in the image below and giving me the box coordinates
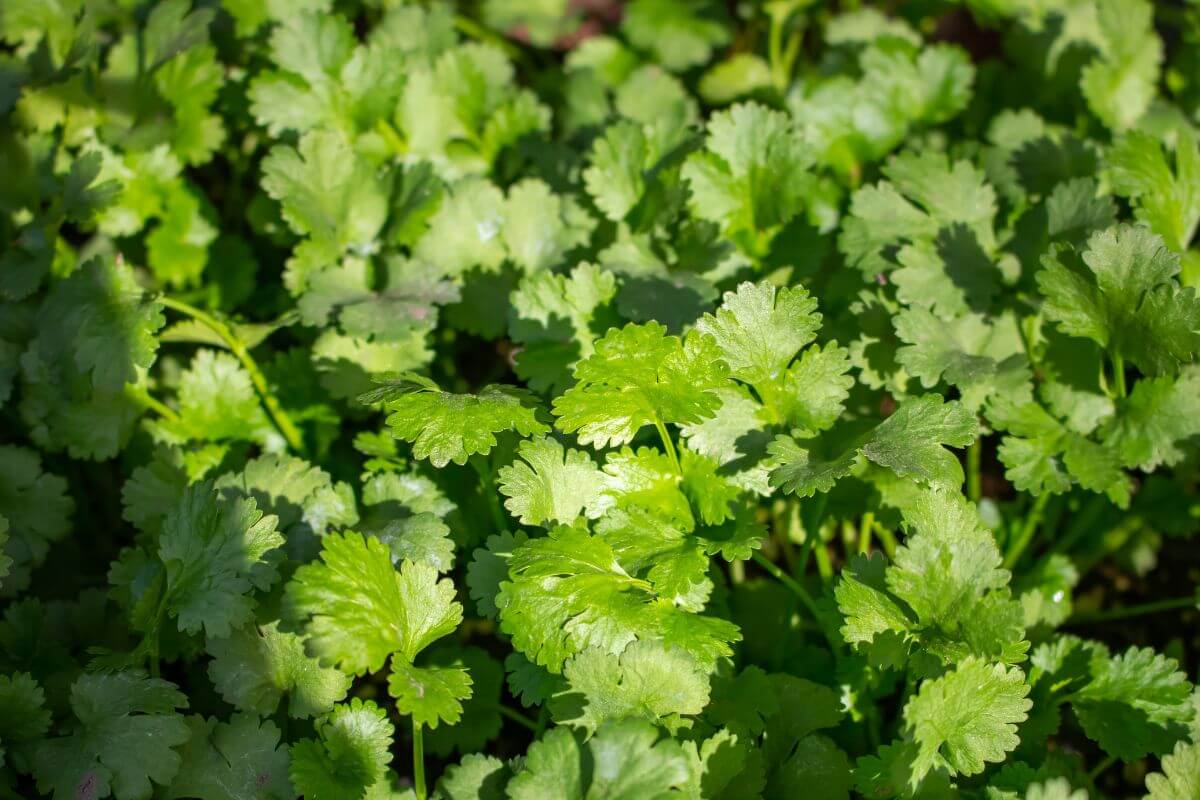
[2,1,1200,799]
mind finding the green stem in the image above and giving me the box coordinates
[1003,493,1050,570]
[813,531,834,582]
[1111,354,1127,398]
[471,457,510,535]
[752,552,819,623]
[124,383,181,424]
[1069,596,1196,625]
[753,551,840,654]
[146,589,169,679]
[453,14,525,62]
[1087,754,1117,783]
[653,419,683,477]
[1049,494,1108,556]
[875,524,898,559]
[858,511,875,554]
[533,705,549,737]
[493,704,539,732]
[413,720,426,800]
[967,439,982,503]
[159,296,305,454]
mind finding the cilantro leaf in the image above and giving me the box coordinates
[284,532,463,674]
[206,621,351,720]
[497,435,607,527]
[903,657,1032,782]
[165,713,292,800]
[550,640,711,733]
[34,672,191,800]
[553,322,731,448]
[159,480,283,638]
[1037,224,1200,375]
[289,699,394,800]
[1108,128,1200,253]
[507,721,692,800]
[771,395,977,497]
[365,373,549,468]
[1146,741,1200,800]
[695,281,820,390]
[388,660,473,729]
[496,525,739,673]
[683,103,814,250]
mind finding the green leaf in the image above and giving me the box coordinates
[1072,645,1193,761]
[683,103,814,244]
[1037,224,1200,375]
[438,753,512,800]
[509,263,618,394]
[507,721,692,800]
[0,444,73,594]
[903,657,1032,782]
[497,435,607,527]
[695,281,821,389]
[151,350,279,449]
[501,179,594,273]
[165,713,293,800]
[206,621,351,720]
[298,256,458,342]
[371,512,456,573]
[621,0,729,72]
[895,307,1031,411]
[550,640,711,733]
[840,151,996,277]
[388,660,473,728]
[1079,0,1161,131]
[1146,741,1200,800]
[284,532,463,674]
[413,179,507,276]
[1102,366,1200,471]
[1108,129,1200,253]
[467,530,528,620]
[497,526,739,673]
[289,699,394,800]
[365,373,549,468]
[159,480,283,638]
[771,395,977,497]
[553,322,732,448]
[836,488,1027,665]
[34,672,191,800]
[36,255,165,392]
[261,129,389,281]
[0,672,50,767]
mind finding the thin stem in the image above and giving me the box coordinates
[453,13,525,62]
[967,439,982,503]
[158,296,305,454]
[146,589,169,679]
[1088,754,1117,783]
[534,705,549,737]
[492,704,539,732]
[124,384,181,424]
[1003,493,1050,570]
[813,531,834,582]
[1111,355,1127,399]
[858,511,875,554]
[471,457,510,535]
[752,552,839,653]
[875,524,898,559]
[1069,596,1196,625]
[412,720,427,800]
[1049,494,1108,556]
[653,419,683,477]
